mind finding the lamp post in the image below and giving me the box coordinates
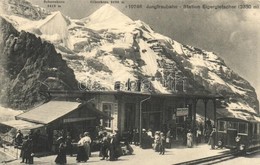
[139,95,151,147]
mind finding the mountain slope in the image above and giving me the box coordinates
[0,17,78,109]
[0,2,258,117]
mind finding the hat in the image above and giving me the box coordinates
[142,128,146,132]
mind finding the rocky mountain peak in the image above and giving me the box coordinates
[0,0,50,20]
[0,17,78,109]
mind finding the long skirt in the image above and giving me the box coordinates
[55,152,67,164]
[84,143,91,158]
[76,146,88,162]
[210,137,216,149]
[187,137,193,148]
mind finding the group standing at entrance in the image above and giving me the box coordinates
[54,130,125,164]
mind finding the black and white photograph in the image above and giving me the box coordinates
[0,0,259,164]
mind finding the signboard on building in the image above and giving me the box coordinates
[176,108,188,116]
[113,103,118,131]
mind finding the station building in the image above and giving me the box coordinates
[0,88,223,152]
[44,89,223,140]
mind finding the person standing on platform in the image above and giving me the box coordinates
[82,132,92,158]
[76,134,87,163]
[133,128,139,146]
[114,130,122,160]
[100,132,109,160]
[154,131,160,152]
[166,129,173,149]
[109,134,116,161]
[159,132,166,155]
[65,135,73,156]
[27,136,34,164]
[20,135,29,163]
[55,137,67,165]
[209,127,216,149]
[187,130,193,148]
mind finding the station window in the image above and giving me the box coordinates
[238,123,248,134]
[218,121,226,132]
[228,122,238,129]
[102,103,113,128]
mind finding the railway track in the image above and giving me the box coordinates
[173,151,238,165]
[174,148,260,165]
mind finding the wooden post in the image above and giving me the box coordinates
[213,99,217,126]
[204,99,208,129]
[192,99,197,133]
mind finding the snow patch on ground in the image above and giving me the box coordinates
[208,72,226,85]
[99,55,135,82]
[226,83,246,95]
[139,39,159,76]
[172,41,184,54]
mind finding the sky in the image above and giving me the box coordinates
[29,0,260,99]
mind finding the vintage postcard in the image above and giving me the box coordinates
[0,0,259,164]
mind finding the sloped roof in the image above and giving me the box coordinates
[1,120,44,130]
[16,101,81,124]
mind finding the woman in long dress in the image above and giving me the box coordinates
[209,128,216,149]
[55,137,67,164]
[187,130,193,148]
[76,134,88,162]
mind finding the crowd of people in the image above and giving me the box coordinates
[53,130,134,164]
[131,119,218,151]
[13,119,218,165]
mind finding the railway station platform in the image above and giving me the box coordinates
[4,143,230,165]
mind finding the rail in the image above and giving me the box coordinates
[173,148,260,165]
[173,151,237,165]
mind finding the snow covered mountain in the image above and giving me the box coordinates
[0,1,259,118]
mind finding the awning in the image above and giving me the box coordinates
[0,120,44,130]
[15,101,112,125]
[16,101,81,124]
